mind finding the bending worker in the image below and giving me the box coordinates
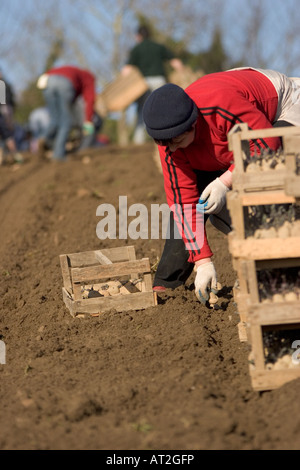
[37,65,96,161]
[142,67,300,304]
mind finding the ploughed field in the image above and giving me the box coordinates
[0,143,300,450]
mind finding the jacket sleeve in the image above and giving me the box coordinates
[81,74,96,122]
[158,146,213,263]
[210,94,282,171]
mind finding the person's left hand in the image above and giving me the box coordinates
[199,177,229,214]
[83,121,95,136]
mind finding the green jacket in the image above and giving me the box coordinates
[127,39,174,78]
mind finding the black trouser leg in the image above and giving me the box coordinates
[153,170,223,289]
[273,120,294,127]
[153,210,195,288]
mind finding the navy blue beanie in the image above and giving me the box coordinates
[142,83,198,140]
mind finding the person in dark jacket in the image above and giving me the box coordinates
[122,25,183,144]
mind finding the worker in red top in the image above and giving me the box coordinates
[37,65,96,160]
[142,67,300,305]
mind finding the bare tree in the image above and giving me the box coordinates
[220,0,300,75]
[1,0,300,98]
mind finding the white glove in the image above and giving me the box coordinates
[194,262,218,305]
[199,178,229,214]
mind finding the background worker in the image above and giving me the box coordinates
[142,67,300,304]
[0,68,16,132]
[0,68,23,164]
[72,96,103,151]
[121,24,184,144]
[37,65,96,161]
[0,111,19,164]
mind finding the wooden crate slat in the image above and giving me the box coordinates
[71,258,151,283]
[94,250,113,265]
[282,135,300,155]
[143,273,153,293]
[100,246,133,262]
[69,291,156,314]
[232,259,252,342]
[67,246,135,266]
[228,234,300,259]
[237,321,248,343]
[59,255,72,294]
[62,287,75,317]
[246,260,259,304]
[251,324,265,370]
[226,191,245,238]
[227,127,245,173]
[250,368,300,391]
[232,258,250,294]
[127,245,139,280]
[233,291,250,320]
[228,123,300,142]
[68,251,99,267]
[232,171,287,192]
[285,176,300,197]
[238,190,295,206]
[72,282,82,301]
[248,303,300,325]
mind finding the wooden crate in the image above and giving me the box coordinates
[232,257,300,342]
[283,132,300,197]
[227,123,300,192]
[227,190,297,240]
[285,176,300,198]
[95,67,149,116]
[232,257,300,306]
[248,303,300,391]
[59,246,157,318]
[226,190,300,259]
[232,259,251,343]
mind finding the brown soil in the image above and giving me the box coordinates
[0,143,300,451]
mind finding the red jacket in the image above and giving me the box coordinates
[47,66,96,121]
[158,68,281,262]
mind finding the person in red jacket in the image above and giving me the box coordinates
[142,67,300,305]
[37,65,96,160]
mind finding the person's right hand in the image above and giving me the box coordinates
[199,177,229,214]
[194,260,219,305]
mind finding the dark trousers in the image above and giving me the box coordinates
[273,120,294,128]
[153,170,223,289]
